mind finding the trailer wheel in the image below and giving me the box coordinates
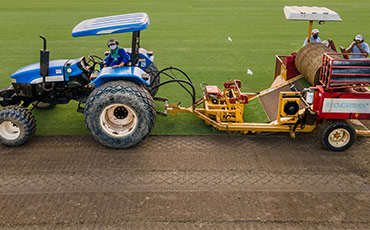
[0,105,36,146]
[144,63,160,97]
[319,120,356,151]
[84,80,156,149]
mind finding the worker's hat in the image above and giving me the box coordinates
[107,38,119,47]
[311,29,320,34]
[355,34,364,42]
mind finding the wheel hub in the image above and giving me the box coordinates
[113,106,128,119]
[0,121,21,140]
[328,128,350,148]
[100,104,138,137]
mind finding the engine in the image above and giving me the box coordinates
[10,57,94,105]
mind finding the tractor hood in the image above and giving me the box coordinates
[72,13,150,37]
[11,58,82,84]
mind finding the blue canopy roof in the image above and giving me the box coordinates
[72,13,150,37]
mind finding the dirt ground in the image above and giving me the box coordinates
[0,133,369,229]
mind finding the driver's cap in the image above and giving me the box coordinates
[107,38,119,46]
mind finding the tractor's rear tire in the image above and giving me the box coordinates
[319,120,356,151]
[0,105,36,146]
[84,80,156,149]
[145,63,160,97]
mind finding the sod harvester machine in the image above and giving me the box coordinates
[159,6,370,151]
[0,7,369,151]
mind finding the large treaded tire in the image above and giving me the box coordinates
[0,105,37,146]
[319,120,356,151]
[84,80,156,149]
[144,63,160,97]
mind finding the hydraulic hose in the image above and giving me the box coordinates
[151,79,196,107]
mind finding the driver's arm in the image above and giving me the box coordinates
[103,54,112,68]
[119,49,131,65]
[112,62,124,68]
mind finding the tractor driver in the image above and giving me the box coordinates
[345,34,369,59]
[303,29,322,46]
[103,38,131,68]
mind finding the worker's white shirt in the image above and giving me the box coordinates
[303,36,322,46]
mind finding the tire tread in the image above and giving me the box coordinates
[84,81,156,149]
[0,105,37,146]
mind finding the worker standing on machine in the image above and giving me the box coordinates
[346,34,369,59]
[303,29,322,46]
[103,38,131,68]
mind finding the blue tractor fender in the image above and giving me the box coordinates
[91,66,151,88]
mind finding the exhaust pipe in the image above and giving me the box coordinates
[40,35,49,78]
[39,35,53,91]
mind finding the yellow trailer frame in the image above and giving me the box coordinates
[166,80,317,138]
[163,76,370,139]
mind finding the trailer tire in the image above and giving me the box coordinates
[0,105,36,146]
[319,120,356,151]
[84,80,156,149]
[144,63,160,97]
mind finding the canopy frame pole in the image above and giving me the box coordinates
[307,20,313,43]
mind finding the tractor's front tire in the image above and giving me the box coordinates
[0,105,37,146]
[84,80,156,149]
[319,120,356,151]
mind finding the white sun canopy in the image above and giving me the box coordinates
[284,6,342,22]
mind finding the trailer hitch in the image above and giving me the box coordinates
[154,97,168,116]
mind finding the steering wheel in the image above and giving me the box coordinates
[87,55,104,67]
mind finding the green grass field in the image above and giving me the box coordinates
[1,0,369,135]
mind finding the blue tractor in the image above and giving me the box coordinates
[0,13,160,148]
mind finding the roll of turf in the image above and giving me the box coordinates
[295,43,335,86]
